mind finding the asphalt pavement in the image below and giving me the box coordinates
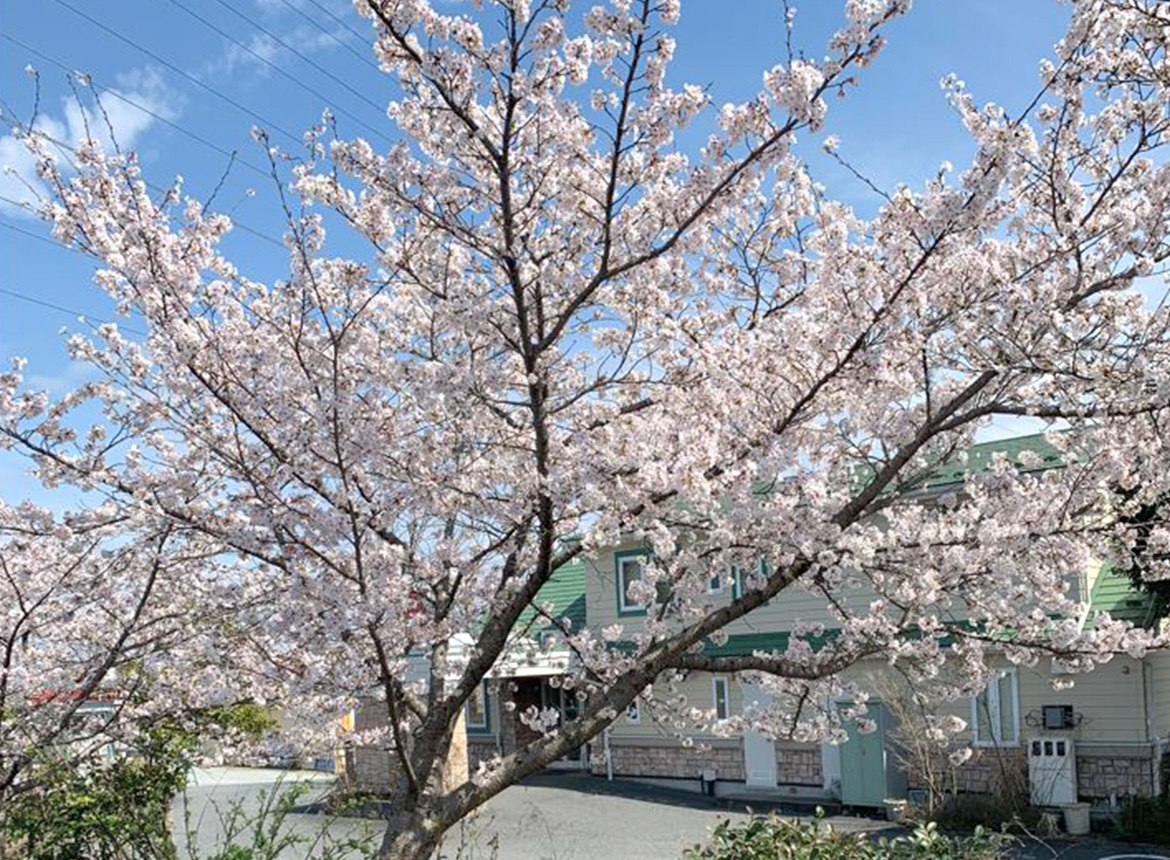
[172,767,1170,860]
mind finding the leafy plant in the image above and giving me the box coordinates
[683,815,1012,860]
[1110,794,1170,846]
[4,723,194,860]
[180,780,378,860]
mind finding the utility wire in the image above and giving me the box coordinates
[0,115,286,250]
[303,0,379,56]
[0,218,148,332]
[268,0,383,72]
[50,0,303,147]
[209,0,387,103]
[1,218,65,248]
[2,33,270,181]
[164,0,392,145]
[0,286,147,337]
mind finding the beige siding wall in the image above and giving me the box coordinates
[1150,649,1170,740]
[585,544,879,637]
[607,670,742,740]
[844,654,1149,745]
[1017,657,1147,742]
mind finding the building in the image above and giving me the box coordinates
[348,435,1170,811]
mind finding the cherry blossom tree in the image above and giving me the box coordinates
[0,499,236,814]
[4,0,1170,856]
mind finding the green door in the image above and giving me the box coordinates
[839,705,886,807]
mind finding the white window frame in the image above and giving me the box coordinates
[971,668,1020,747]
[712,676,731,720]
[626,699,641,725]
[707,570,724,594]
[616,553,647,615]
[466,682,489,730]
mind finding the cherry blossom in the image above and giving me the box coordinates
[3,0,1170,856]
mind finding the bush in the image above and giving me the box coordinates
[683,815,1012,860]
[929,793,1045,834]
[1110,794,1170,846]
[4,723,193,860]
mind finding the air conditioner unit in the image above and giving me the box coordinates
[1028,736,1077,806]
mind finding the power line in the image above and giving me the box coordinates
[268,0,383,73]
[49,0,303,147]
[164,0,393,145]
[302,0,379,57]
[0,286,147,337]
[1,218,63,248]
[0,114,286,250]
[209,0,387,104]
[2,33,270,181]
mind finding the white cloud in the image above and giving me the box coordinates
[206,1,360,83]
[0,66,181,218]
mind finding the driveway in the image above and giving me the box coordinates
[174,768,1170,860]
[458,772,887,860]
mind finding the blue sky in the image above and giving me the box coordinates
[0,0,1075,503]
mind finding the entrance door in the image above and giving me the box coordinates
[541,679,585,769]
[839,703,887,807]
[741,682,778,788]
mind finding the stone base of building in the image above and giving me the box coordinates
[590,737,826,790]
[1076,744,1159,800]
[591,737,746,782]
[468,737,499,771]
[908,743,1162,803]
[776,742,822,786]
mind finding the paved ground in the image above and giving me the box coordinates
[173,767,1170,860]
[174,767,380,859]
[462,772,889,860]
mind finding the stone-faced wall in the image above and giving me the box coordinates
[906,747,1028,797]
[345,696,469,794]
[776,743,822,786]
[592,738,745,782]
[468,737,499,770]
[1076,746,1156,800]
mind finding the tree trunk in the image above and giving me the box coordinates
[376,813,442,860]
[375,712,469,860]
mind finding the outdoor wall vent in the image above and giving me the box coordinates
[1042,704,1075,730]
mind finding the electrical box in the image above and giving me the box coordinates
[1028,736,1077,806]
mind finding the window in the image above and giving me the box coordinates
[707,571,724,594]
[971,669,1019,746]
[626,699,641,724]
[712,676,731,720]
[731,566,743,600]
[466,682,489,731]
[615,551,649,615]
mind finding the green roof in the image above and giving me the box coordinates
[1086,563,1161,630]
[925,433,1064,488]
[516,559,586,635]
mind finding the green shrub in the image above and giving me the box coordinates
[928,793,1045,834]
[4,723,193,860]
[683,815,1012,860]
[1111,794,1170,845]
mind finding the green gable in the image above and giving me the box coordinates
[516,559,587,635]
[925,433,1064,488]
[1086,563,1161,630]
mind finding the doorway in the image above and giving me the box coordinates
[741,682,778,788]
[540,678,586,769]
[839,703,889,807]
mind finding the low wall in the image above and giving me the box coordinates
[776,743,822,786]
[1076,745,1157,800]
[591,737,746,782]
